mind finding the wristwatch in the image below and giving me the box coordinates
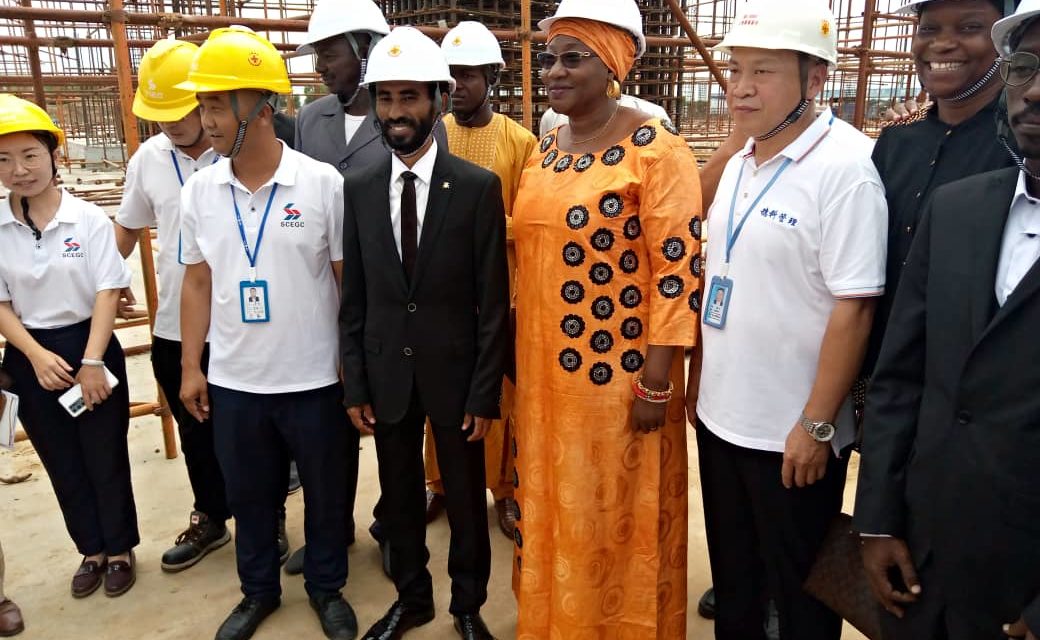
[799,413,836,442]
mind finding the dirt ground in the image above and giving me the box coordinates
[0,240,868,640]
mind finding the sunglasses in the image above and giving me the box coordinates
[1001,51,1040,87]
[536,50,597,71]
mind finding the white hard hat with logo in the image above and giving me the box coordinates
[297,0,390,55]
[899,0,1017,16]
[714,0,838,68]
[362,26,456,92]
[993,0,1040,55]
[538,0,646,59]
[441,21,506,68]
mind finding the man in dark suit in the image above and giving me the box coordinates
[854,5,1040,639]
[339,26,508,640]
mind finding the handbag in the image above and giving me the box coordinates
[803,512,885,640]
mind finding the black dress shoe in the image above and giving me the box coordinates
[214,597,279,640]
[284,546,305,576]
[697,587,716,619]
[278,516,290,565]
[287,461,302,495]
[424,490,444,524]
[453,613,495,640]
[361,601,434,640]
[310,593,358,640]
[369,521,392,580]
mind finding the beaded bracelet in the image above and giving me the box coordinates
[632,376,673,403]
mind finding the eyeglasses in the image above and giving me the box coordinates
[0,151,47,173]
[536,50,596,71]
[1001,51,1040,87]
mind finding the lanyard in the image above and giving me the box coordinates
[724,157,792,274]
[171,150,218,264]
[230,182,279,282]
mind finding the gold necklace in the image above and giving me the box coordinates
[568,103,620,145]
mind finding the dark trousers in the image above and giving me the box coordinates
[4,320,139,556]
[881,560,1008,640]
[210,383,350,601]
[151,337,230,522]
[373,385,490,615]
[697,423,847,640]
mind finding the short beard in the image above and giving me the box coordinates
[380,111,436,156]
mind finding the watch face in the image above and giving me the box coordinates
[814,422,835,441]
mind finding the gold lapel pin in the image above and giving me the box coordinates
[442,181,451,189]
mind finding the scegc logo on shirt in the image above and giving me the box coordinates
[62,237,85,258]
[281,203,304,228]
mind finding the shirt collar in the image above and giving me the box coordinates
[215,139,297,188]
[740,108,836,165]
[157,133,217,164]
[1013,170,1040,206]
[391,139,438,186]
[0,188,78,227]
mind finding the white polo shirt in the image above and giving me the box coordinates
[696,109,887,453]
[0,190,131,329]
[115,133,220,341]
[179,142,344,394]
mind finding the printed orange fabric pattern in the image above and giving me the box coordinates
[511,117,702,639]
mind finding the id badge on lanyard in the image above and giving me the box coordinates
[703,156,793,330]
[231,182,279,323]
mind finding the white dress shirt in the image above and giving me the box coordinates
[996,171,1040,306]
[388,139,438,259]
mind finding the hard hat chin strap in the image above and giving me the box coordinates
[226,90,273,159]
[452,66,498,126]
[948,59,1000,102]
[755,53,814,142]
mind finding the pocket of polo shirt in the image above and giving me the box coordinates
[364,337,382,354]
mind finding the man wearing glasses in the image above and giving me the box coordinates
[854,2,1040,638]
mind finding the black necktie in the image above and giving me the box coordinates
[401,171,418,281]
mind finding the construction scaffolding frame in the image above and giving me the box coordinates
[0,0,923,455]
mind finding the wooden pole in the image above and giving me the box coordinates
[521,0,532,132]
[853,0,877,129]
[19,0,47,109]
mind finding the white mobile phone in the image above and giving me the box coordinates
[58,366,120,417]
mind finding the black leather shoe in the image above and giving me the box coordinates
[310,593,358,640]
[277,516,290,565]
[697,587,715,619]
[214,597,279,640]
[287,461,302,495]
[284,546,305,576]
[369,521,392,579]
[361,601,434,640]
[453,613,495,640]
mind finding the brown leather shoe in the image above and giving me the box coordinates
[71,557,106,598]
[0,599,24,637]
[425,489,445,524]
[495,498,518,539]
[104,551,135,597]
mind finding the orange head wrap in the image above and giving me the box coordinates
[547,17,636,82]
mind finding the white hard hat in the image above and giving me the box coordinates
[899,0,1017,15]
[297,0,390,55]
[993,0,1040,55]
[441,21,505,68]
[538,0,646,59]
[714,0,838,67]
[362,26,456,92]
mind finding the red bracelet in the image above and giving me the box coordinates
[632,376,673,403]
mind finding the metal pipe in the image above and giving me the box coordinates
[0,34,298,51]
[520,0,532,131]
[108,0,139,155]
[853,0,877,129]
[19,0,46,108]
[666,0,726,91]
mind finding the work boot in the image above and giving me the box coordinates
[161,511,231,572]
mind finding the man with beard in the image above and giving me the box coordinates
[415,21,536,540]
[339,26,509,640]
[853,2,1040,638]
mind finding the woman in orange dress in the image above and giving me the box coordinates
[511,1,702,637]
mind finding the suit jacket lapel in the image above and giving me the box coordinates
[970,168,1018,342]
[411,147,454,294]
[319,99,349,161]
[343,111,381,162]
[369,159,408,293]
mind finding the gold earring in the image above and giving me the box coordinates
[606,79,622,100]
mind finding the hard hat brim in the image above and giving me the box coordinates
[993,8,1040,55]
[132,92,198,122]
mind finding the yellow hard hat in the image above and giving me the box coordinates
[133,39,200,122]
[177,26,291,95]
[0,93,65,146]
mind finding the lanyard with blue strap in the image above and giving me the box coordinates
[171,150,218,264]
[231,182,279,323]
[230,182,279,284]
[704,113,835,329]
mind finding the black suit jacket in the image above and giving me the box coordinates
[854,167,1040,632]
[339,145,509,426]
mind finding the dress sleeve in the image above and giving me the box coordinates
[640,143,702,347]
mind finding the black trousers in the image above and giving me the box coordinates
[697,423,847,640]
[151,337,230,522]
[210,383,350,601]
[4,320,139,556]
[373,385,490,615]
